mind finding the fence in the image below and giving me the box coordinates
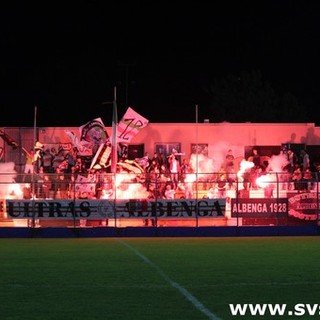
[0,170,319,230]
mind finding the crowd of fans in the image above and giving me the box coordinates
[20,143,319,201]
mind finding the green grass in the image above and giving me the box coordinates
[1,237,320,319]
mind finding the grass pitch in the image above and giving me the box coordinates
[1,236,320,319]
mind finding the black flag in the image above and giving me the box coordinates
[0,130,18,149]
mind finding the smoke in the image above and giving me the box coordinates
[189,153,215,173]
[0,162,17,196]
[267,153,289,172]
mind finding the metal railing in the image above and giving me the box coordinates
[0,171,319,228]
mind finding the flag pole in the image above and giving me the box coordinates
[195,105,199,226]
[33,105,37,144]
[31,105,37,228]
[195,104,199,190]
[111,86,118,174]
[111,87,118,227]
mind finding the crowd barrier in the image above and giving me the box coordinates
[0,171,319,230]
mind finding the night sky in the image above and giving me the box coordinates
[1,1,320,127]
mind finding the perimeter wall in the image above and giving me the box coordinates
[2,122,320,173]
[38,122,320,159]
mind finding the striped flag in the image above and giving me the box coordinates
[89,141,112,170]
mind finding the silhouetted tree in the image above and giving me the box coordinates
[205,70,307,123]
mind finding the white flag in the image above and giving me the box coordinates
[79,117,108,145]
[116,107,149,143]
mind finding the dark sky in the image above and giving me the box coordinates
[1,1,320,127]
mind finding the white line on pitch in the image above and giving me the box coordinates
[118,239,222,320]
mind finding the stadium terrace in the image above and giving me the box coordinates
[1,116,320,236]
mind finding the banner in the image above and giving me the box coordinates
[74,174,96,194]
[287,192,319,221]
[117,107,149,143]
[230,198,288,218]
[6,199,226,219]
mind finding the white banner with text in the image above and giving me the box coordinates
[6,199,226,220]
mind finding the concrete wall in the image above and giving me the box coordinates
[38,122,320,160]
[1,122,320,175]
